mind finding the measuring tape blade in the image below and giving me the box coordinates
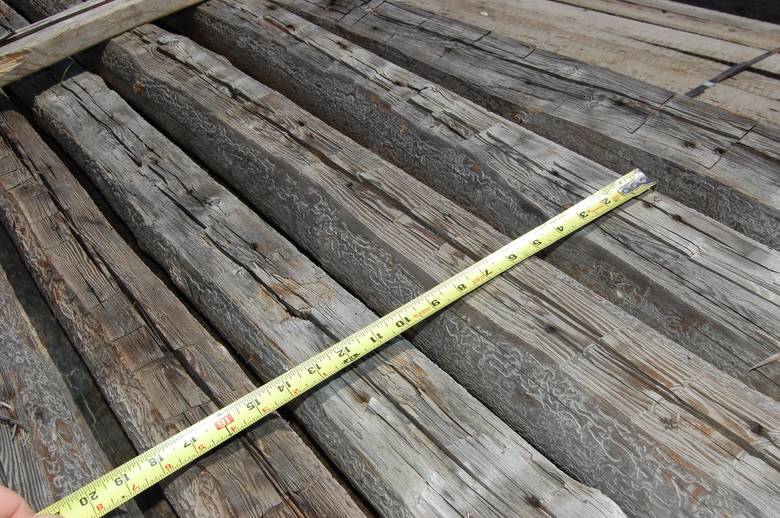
[39,169,654,517]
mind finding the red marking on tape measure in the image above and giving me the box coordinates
[215,414,234,430]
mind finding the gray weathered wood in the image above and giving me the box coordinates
[0,264,143,516]
[266,0,780,249]
[10,57,626,518]
[0,0,209,87]
[163,0,780,397]
[66,24,780,516]
[0,89,363,517]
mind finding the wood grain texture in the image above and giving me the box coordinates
[390,0,780,123]
[269,0,780,250]
[163,0,780,398]
[0,0,209,87]
[9,42,626,518]
[529,0,780,50]
[0,264,143,516]
[0,88,362,518]
[68,22,780,517]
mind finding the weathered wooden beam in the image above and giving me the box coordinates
[0,89,364,517]
[56,22,780,516]
[0,0,209,87]
[9,57,626,518]
[162,0,780,397]
[267,0,780,250]
[0,264,143,516]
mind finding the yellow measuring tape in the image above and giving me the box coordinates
[40,169,654,517]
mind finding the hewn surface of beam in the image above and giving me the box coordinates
[0,264,142,516]
[62,22,780,517]
[0,0,207,87]
[165,0,780,398]
[269,0,780,249]
[0,86,363,517]
[10,58,626,518]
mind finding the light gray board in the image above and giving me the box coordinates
[57,22,780,517]
[164,0,780,399]
[270,0,780,250]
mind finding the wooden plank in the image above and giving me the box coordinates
[164,0,780,399]
[62,21,780,517]
[389,0,780,123]
[269,0,780,250]
[0,0,208,87]
[0,90,364,517]
[528,0,780,50]
[9,54,627,518]
[0,264,144,516]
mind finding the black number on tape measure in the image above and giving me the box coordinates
[307,363,322,375]
[602,197,611,205]
[114,474,130,487]
[369,332,383,343]
[507,253,518,261]
[148,454,164,467]
[532,239,542,247]
[184,437,197,448]
[79,491,97,506]
[457,284,467,291]
[579,211,589,219]
[337,347,351,357]
[430,299,441,307]
[277,381,292,392]
[556,226,564,232]
[395,316,411,328]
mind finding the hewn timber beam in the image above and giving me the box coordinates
[269,0,780,250]
[0,0,205,87]
[33,19,780,516]
[0,265,143,516]
[163,0,780,397]
[8,59,625,518]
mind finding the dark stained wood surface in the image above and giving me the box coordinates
[164,0,780,399]
[269,0,780,250]
[62,22,780,517]
[8,47,626,518]
[0,88,363,518]
[0,263,143,516]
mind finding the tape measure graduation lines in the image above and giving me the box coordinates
[39,169,655,517]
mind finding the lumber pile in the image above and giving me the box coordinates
[0,88,365,517]
[2,4,627,517]
[272,0,780,250]
[10,52,624,518]
[165,0,780,399]
[0,0,778,517]
[10,4,778,515]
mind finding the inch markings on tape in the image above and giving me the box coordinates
[39,169,655,517]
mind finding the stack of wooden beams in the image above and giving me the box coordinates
[0,0,778,517]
